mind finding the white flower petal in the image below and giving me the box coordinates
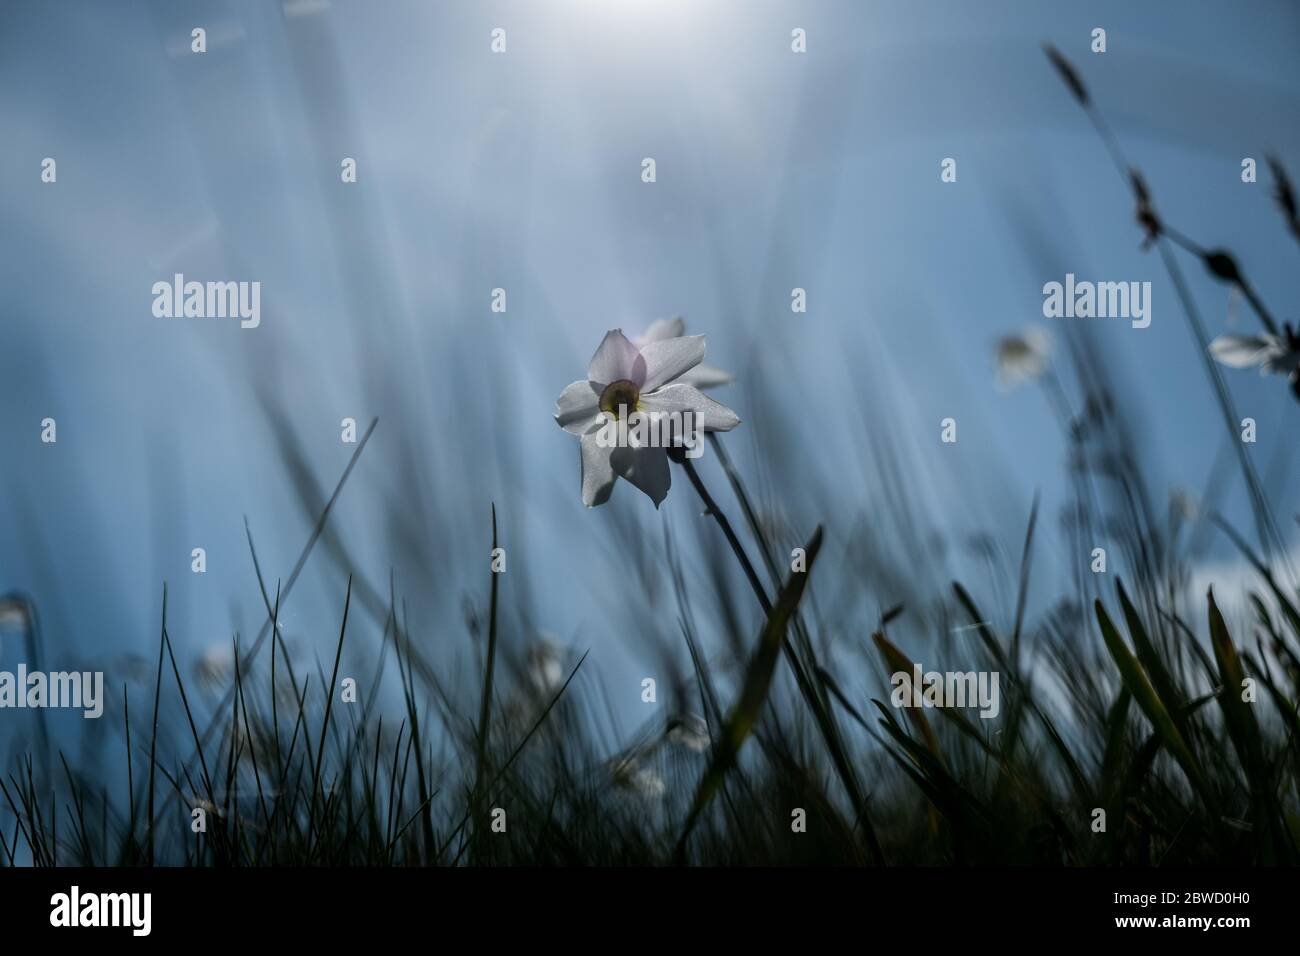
[579,430,617,507]
[638,316,685,345]
[1209,334,1279,369]
[639,334,706,392]
[677,362,734,389]
[588,330,645,386]
[609,445,670,508]
[555,379,602,434]
[639,383,740,432]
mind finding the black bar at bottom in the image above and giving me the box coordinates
[0,866,1281,942]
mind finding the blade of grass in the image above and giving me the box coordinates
[674,526,823,862]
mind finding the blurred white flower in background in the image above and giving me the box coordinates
[0,598,30,666]
[633,317,735,390]
[554,329,740,507]
[994,327,1052,389]
[526,636,564,696]
[667,712,710,752]
[1209,332,1300,378]
[609,754,666,798]
[0,599,28,631]
[193,644,235,694]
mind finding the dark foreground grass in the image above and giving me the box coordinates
[2,401,1298,866]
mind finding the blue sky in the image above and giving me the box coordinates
[2,0,1298,735]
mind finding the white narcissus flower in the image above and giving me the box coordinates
[554,329,741,508]
[1209,333,1300,378]
[526,636,564,695]
[0,599,29,666]
[994,327,1051,388]
[0,599,28,630]
[633,317,735,390]
[667,712,710,752]
[609,755,666,798]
